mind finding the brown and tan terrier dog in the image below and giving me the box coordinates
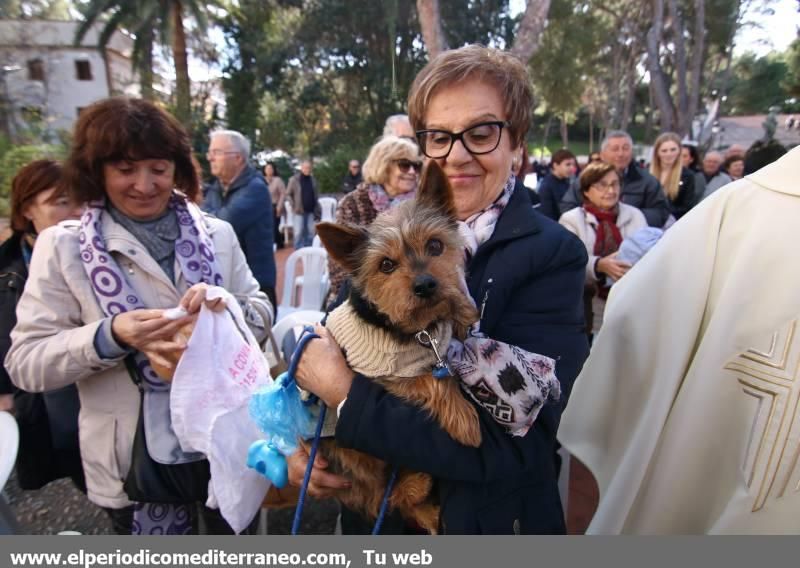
[313,161,481,534]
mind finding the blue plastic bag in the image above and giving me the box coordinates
[246,371,317,488]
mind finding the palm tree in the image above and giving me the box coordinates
[75,0,214,124]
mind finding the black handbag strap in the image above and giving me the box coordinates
[123,356,144,390]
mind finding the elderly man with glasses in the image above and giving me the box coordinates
[203,129,277,311]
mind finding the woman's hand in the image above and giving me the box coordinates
[597,254,632,281]
[287,444,350,498]
[180,283,226,314]
[295,325,355,409]
[111,309,194,353]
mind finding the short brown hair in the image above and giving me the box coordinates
[408,45,533,149]
[62,97,199,203]
[362,136,421,186]
[551,149,576,165]
[579,161,619,194]
[10,159,65,232]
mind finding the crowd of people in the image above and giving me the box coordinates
[0,43,795,536]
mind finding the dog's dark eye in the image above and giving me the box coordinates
[380,258,396,273]
[426,238,444,257]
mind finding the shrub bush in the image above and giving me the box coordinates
[313,144,370,195]
[0,144,65,216]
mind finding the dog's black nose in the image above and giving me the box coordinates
[413,274,438,298]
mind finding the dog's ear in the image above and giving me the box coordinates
[316,222,368,273]
[416,160,457,219]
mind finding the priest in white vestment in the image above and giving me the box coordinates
[558,146,800,534]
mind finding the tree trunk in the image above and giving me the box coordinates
[687,0,705,134]
[559,113,568,147]
[510,0,551,62]
[589,111,594,153]
[609,43,623,128]
[620,42,639,131]
[668,0,689,135]
[540,114,553,158]
[171,0,191,126]
[646,0,676,132]
[139,25,155,102]
[416,0,447,60]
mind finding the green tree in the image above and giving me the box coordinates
[727,52,789,114]
[75,0,216,124]
[529,0,598,145]
[75,1,159,100]
[783,38,800,98]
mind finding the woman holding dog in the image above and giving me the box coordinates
[5,97,272,535]
[327,135,422,299]
[292,45,590,534]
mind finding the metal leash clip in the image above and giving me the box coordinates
[415,329,452,379]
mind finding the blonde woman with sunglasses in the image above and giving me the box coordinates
[326,135,422,299]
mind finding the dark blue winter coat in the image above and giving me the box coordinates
[203,165,276,289]
[538,173,571,221]
[335,185,590,534]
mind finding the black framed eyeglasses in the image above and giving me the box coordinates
[393,159,423,173]
[416,121,509,159]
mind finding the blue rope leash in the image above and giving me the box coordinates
[286,326,398,536]
[372,467,398,535]
[291,404,326,535]
[280,325,319,536]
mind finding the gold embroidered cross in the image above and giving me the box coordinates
[725,320,800,511]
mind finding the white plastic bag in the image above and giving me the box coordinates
[169,287,271,534]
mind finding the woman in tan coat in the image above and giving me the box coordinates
[5,98,271,535]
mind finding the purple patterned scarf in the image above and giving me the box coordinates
[79,193,223,535]
[367,183,416,213]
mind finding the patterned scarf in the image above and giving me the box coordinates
[79,193,223,535]
[458,174,515,260]
[367,183,416,214]
[447,175,562,436]
[583,203,622,300]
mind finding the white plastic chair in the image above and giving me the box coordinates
[318,196,337,223]
[0,411,20,534]
[278,247,329,314]
[271,309,326,350]
[279,199,295,244]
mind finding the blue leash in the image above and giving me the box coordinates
[286,326,398,535]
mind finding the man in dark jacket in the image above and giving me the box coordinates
[204,130,277,310]
[341,160,363,194]
[560,130,670,227]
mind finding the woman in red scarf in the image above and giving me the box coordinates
[559,161,647,335]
